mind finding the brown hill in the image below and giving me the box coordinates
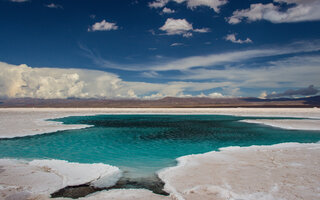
[0,96,319,108]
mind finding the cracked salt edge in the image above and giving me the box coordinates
[0,159,122,198]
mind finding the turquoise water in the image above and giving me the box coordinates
[1,115,320,178]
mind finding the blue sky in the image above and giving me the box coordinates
[0,0,320,99]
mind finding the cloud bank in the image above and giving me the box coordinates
[0,62,227,99]
[1,53,319,99]
[266,85,319,98]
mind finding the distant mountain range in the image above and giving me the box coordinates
[0,96,319,108]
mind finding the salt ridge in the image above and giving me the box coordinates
[0,159,122,199]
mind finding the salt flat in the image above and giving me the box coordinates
[159,143,320,200]
[0,108,320,200]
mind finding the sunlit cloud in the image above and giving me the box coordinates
[88,20,119,32]
[228,0,320,24]
[159,18,209,37]
[0,62,232,99]
[162,7,175,14]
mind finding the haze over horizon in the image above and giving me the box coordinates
[1,0,320,99]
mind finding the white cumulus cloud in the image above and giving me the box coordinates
[225,33,252,44]
[159,18,209,37]
[194,28,210,33]
[149,0,169,8]
[184,0,228,13]
[162,7,176,14]
[88,20,119,32]
[228,0,320,24]
[0,62,124,99]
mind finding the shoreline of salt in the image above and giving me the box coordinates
[241,119,320,130]
[1,107,320,139]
